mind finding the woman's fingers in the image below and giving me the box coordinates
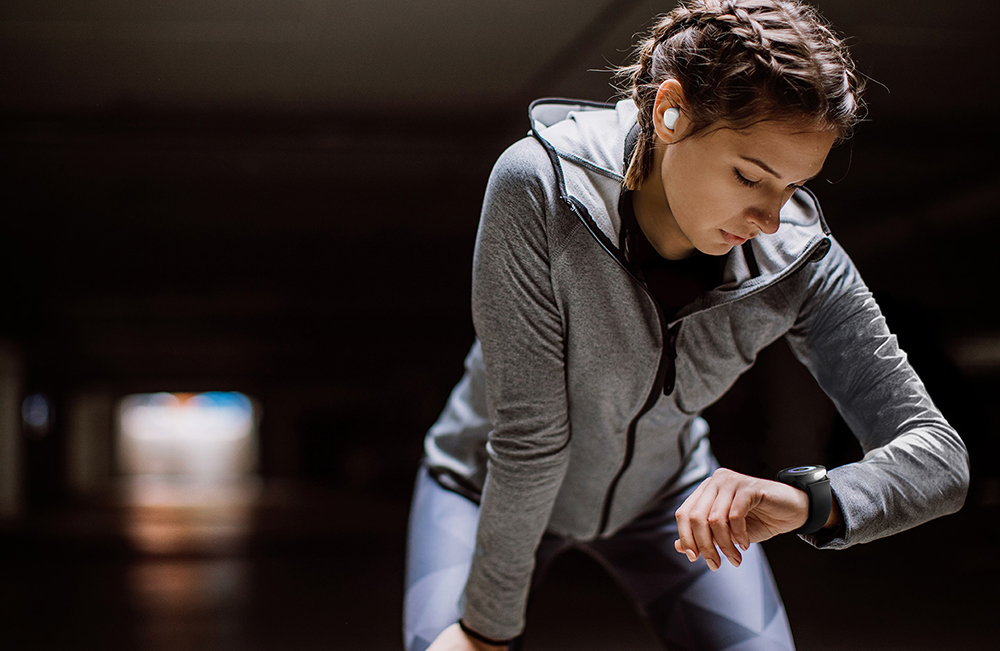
[692,483,726,570]
[675,468,760,570]
[682,479,724,570]
[728,488,755,551]
[707,481,743,568]
[673,537,696,560]
[674,477,710,562]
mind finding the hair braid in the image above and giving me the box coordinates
[724,3,780,71]
[615,0,864,190]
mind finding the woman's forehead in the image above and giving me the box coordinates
[700,121,836,177]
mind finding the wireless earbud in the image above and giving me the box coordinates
[663,107,680,131]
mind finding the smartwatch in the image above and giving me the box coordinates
[776,465,831,535]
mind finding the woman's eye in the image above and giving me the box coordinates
[733,169,760,188]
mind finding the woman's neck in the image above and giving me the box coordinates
[631,146,697,260]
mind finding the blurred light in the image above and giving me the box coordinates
[118,391,257,479]
[950,335,1000,376]
[22,393,51,439]
[130,560,247,611]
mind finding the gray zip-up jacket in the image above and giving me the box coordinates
[424,98,969,641]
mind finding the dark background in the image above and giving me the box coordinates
[1,1,998,649]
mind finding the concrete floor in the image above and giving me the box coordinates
[1,477,997,650]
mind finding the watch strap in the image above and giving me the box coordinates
[796,476,831,534]
[777,465,832,535]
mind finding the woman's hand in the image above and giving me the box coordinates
[425,623,508,651]
[673,467,836,571]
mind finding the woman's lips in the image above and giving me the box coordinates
[720,230,748,246]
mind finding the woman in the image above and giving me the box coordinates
[404,1,970,650]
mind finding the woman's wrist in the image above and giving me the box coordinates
[822,493,843,531]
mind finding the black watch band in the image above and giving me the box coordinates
[776,465,831,535]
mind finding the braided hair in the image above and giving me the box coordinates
[615,0,864,190]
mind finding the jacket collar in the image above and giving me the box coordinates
[528,97,832,301]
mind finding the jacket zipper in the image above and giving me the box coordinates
[597,301,676,535]
[563,196,680,536]
[565,195,825,536]
[536,118,828,537]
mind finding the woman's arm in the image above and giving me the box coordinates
[671,467,840,570]
[782,237,970,549]
[672,236,968,569]
[460,137,573,642]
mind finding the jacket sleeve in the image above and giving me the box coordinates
[783,237,970,549]
[460,138,572,640]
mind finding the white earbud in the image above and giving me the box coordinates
[663,107,680,131]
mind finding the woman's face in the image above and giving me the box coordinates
[634,115,837,260]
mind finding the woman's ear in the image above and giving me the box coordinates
[652,79,687,144]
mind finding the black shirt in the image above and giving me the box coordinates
[617,189,725,320]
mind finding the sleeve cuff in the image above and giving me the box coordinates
[459,619,512,648]
[799,486,852,549]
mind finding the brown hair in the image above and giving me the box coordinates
[615,0,864,190]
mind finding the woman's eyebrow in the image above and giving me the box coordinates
[739,155,781,178]
[740,155,819,184]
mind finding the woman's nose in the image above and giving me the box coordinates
[745,206,780,235]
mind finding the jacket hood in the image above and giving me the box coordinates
[528,98,832,297]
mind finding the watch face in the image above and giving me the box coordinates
[778,465,828,484]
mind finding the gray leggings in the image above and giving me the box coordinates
[404,464,795,651]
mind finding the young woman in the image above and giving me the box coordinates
[404,1,970,650]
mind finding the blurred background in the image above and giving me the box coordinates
[0,1,997,649]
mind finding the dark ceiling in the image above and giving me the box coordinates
[1,0,998,396]
[2,0,997,118]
